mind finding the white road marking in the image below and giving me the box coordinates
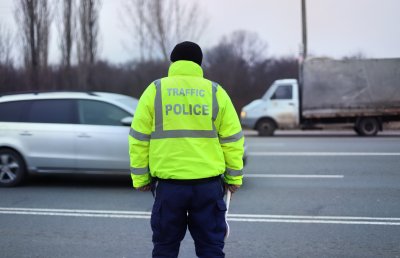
[245,174,344,179]
[248,152,400,156]
[227,218,400,226]
[0,207,149,215]
[228,214,400,221]
[1,207,399,226]
[247,143,286,147]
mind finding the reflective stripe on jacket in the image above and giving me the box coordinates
[129,60,244,188]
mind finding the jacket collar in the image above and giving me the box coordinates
[168,60,203,77]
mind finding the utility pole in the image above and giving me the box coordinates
[299,0,307,124]
[301,0,308,59]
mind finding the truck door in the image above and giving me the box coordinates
[268,84,299,128]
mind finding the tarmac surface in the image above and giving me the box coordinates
[1,129,400,257]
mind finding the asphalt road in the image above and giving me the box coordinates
[1,130,400,258]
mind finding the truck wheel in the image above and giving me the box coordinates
[257,119,276,136]
[355,118,379,136]
[0,149,26,187]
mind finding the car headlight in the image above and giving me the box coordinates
[240,111,246,119]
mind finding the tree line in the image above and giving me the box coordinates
[0,0,299,112]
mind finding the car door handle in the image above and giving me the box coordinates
[288,103,295,106]
[20,131,32,136]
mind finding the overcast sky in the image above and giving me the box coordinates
[1,0,399,64]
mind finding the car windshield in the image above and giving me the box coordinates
[114,96,138,113]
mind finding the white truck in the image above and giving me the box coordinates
[240,58,400,136]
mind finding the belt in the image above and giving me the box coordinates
[154,175,222,185]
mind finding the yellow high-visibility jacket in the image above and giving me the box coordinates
[129,60,244,188]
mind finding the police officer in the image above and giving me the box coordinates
[129,41,244,258]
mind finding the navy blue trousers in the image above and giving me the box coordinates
[151,179,227,258]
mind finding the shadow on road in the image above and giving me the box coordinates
[23,174,132,189]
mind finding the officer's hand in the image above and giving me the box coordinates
[136,184,151,192]
[225,184,241,194]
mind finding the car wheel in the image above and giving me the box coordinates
[0,149,26,187]
[355,118,379,136]
[257,119,276,136]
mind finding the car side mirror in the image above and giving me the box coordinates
[121,116,133,126]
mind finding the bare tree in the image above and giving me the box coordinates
[0,23,13,65]
[121,0,208,61]
[223,30,268,66]
[205,30,268,84]
[342,51,366,60]
[204,31,271,111]
[77,0,100,65]
[56,0,76,89]
[14,0,52,89]
[120,0,148,61]
[58,0,76,68]
[0,23,15,93]
[77,0,101,89]
[37,1,51,69]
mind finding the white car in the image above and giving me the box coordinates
[0,91,138,186]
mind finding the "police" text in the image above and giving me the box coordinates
[165,104,209,116]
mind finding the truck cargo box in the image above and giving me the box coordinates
[302,58,400,118]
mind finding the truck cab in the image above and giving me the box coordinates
[240,79,299,136]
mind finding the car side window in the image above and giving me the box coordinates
[0,100,30,122]
[271,85,293,100]
[78,100,130,126]
[27,99,75,124]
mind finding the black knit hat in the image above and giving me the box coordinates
[170,41,203,66]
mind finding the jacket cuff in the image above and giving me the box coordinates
[223,174,243,185]
[131,173,151,188]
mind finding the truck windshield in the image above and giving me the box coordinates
[262,85,275,100]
